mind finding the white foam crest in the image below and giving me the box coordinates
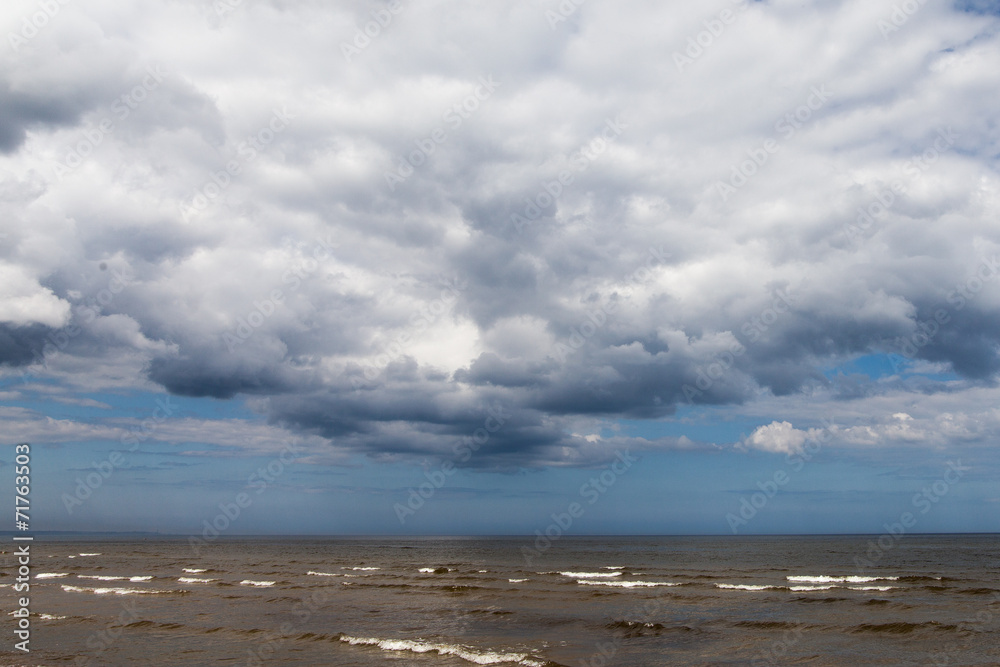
[560,571,622,578]
[849,586,896,591]
[716,584,780,591]
[78,553,101,556]
[508,578,528,583]
[62,584,179,596]
[307,571,340,577]
[787,575,898,583]
[78,575,153,582]
[240,580,275,587]
[602,566,625,569]
[344,566,380,571]
[35,573,69,579]
[10,611,68,620]
[789,585,837,591]
[577,580,679,588]
[178,577,217,584]
[418,568,437,573]
[338,635,545,666]
[183,568,207,574]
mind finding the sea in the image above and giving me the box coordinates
[2,535,999,666]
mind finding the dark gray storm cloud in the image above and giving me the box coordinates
[0,81,88,153]
[0,323,51,366]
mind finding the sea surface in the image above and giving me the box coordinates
[2,535,999,666]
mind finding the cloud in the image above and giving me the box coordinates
[0,263,70,327]
[1,0,999,467]
[739,421,810,455]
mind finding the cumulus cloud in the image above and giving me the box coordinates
[740,421,810,455]
[1,0,999,467]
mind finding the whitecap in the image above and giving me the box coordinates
[787,575,898,584]
[78,553,101,556]
[577,580,679,588]
[9,612,68,620]
[338,635,546,666]
[789,585,837,591]
[716,584,780,591]
[559,571,622,578]
[178,577,217,584]
[183,568,207,574]
[344,566,380,571]
[509,578,528,583]
[240,580,275,587]
[35,573,70,579]
[849,586,896,591]
[307,571,340,577]
[62,584,179,596]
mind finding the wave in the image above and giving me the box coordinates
[38,614,67,620]
[509,579,528,583]
[606,620,697,637]
[716,584,780,591]
[718,582,896,593]
[178,577,217,584]
[239,580,275,587]
[35,573,69,579]
[78,553,101,556]
[338,634,551,666]
[61,584,184,596]
[183,568,207,574]
[307,571,340,577]
[850,621,960,635]
[734,620,804,630]
[418,567,451,574]
[559,572,622,578]
[345,566,380,571]
[577,580,679,588]
[787,575,898,584]
[78,575,152,582]
[602,566,625,570]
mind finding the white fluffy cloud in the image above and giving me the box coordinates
[740,420,810,455]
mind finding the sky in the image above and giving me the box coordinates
[1,0,999,536]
